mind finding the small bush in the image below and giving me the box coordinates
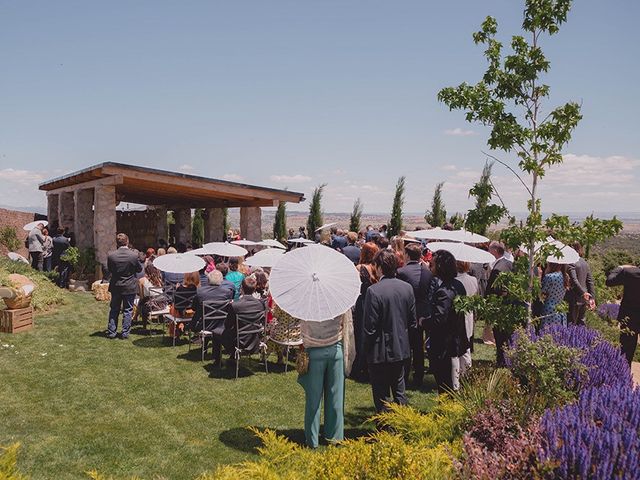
[0,226,21,253]
[540,384,640,479]
[506,329,584,413]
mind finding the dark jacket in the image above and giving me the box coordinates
[606,266,640,331]
[225,295,267,352]
[363,276,416,364]
[191,284,234,332]
[397,260,433,322]
[52,234,70,267]
[425,278,468,359]
[567,258,595,305]
[342,245,361,265]
[107,247,142,295]
[486,257,513,296]
[331,235,348,250]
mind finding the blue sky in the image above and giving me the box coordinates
[1,0,638,214]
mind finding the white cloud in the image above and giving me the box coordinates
[221,173,244,182]
[178,164,195,173]
[441,164,458,171]
[444,128,476,136]
[545,154,640,187]
[270,174,311,183]
[332,169,346,175]
[0,168,46,185]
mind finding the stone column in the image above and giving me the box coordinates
[240,206,262,241]
[94,185,116,267]
[174,208,192,247]
[47,194,59,230]
[203,208,225,243]
[155,206,168,245]
[74,188,94,249]
[58,191,75,231]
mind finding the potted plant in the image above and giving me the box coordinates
[60,247,98,291]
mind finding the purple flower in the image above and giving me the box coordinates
[540,384,640,479]
[597,302,620,321]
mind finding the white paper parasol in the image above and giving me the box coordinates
[153,253,206,274]
[412,228,489,243]
[270,245,360,322]
[23,220,48,231]
[232,239,257,247]
[199,242,248,257]
[244,248,285,268]
[257,239,287,249]
[7,252,29,264]
[287,238,316,245]
[520,237,579,265]
[427,242,495,264]
[314,222,337,232]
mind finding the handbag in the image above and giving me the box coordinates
[296,350,309,375]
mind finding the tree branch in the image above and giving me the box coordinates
[482,150,533,197]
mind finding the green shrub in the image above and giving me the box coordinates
[0,257,68,312]
[0,226,21,253]
[506,330,585,415]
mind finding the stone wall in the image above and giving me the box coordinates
[0,207,41,258]
[116,209,163,251]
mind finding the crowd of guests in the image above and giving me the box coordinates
[26,222,72,287]
[99,224,637,450]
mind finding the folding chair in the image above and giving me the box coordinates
[146,286,170,334]
[268,317,303,373]
[163,289,197,346]
[190,300,231,362]
[233,308,268,379]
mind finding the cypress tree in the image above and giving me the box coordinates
[349,198,363,233]
[306,184,326,236]
[273,201,287,241]
[191,208,205,247]
[425,182,447,227]
[388,176,405,237]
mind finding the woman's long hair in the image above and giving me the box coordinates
[545,262,570,290]
[358,242,380,265]
[144,261,163,287]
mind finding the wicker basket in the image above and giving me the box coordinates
[92,281,111,301]
[3,289,32,310]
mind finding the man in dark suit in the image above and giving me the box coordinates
[107,233,142,339]
[566,242,595,325]
[364,249,416,412]
[224,276,267,365]
[330,227,348,250]
[396,243,433,387]
[214,262,237,297]
[341,232,361,265]
[606,263,640,364]
[486,241,513,366]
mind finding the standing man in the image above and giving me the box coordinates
[107,233,142,339]
[605,263,640,364]
[27,223,45,271]
[486,241,513,367]
[341,232,361,265]
[363,249,416,412]
[396,243,433,387]
[566,242,595,325]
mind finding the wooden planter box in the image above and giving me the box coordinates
[0,306,34,334]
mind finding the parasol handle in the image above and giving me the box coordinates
[312,273,319,282]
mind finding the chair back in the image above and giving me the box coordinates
[173,288,197,313]
[235,306,266,354]
[163,281,176,300]
[201,300,231,333]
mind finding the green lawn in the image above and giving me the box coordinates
[0,294,499,479]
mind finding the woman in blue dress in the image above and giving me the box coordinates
[540,263,569,327]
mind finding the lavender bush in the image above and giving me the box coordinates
[540,384,640,479]
[597,302,619,321]
[508,324,631,392]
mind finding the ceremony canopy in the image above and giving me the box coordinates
[39,162,305,265]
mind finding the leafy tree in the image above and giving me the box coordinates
[273,201,287,241]
[191,208,205,247]
[465,162,508,235]
[0,226,21,252]
[545,213,623,259]
[388,176,405,237]
[350,198,363,233]
[306,184,326,236]
[439,0,583,319]
[449,213,466,230]
[425,182,447,227]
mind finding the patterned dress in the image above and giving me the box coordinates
[540,271,567,327]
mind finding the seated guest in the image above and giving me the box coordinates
[145,248,156,264]
[225,257,245,300]
[223,276,268,365]
[137,261,166,325]
[341,232,361,265]
[175,272,200,308]
[215,262,237,296]
[157,248,166,256]
[190,270,234,354]
[253,270,270,299]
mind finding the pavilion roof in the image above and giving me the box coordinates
[39,162,305,208]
